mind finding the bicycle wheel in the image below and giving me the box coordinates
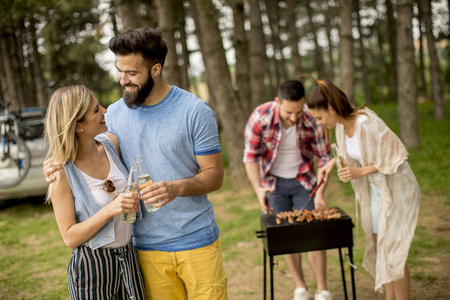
[0,132,31,188]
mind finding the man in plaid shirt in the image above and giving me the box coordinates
[243,80,332,300]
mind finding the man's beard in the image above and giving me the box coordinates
[281,117,297,127]
[122,75,154,109]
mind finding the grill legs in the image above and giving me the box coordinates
[262,247,356,300]
[339,248,348,300]
[349,247,356,300]
[263,248,266,300]
[262,248,274,300]
[270,255,274,300]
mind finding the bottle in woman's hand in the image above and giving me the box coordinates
[122,165,138,223]
[331,143,348,182]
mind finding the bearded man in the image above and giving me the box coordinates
[107,27,227,300]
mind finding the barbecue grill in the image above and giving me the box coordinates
[255,207,356,300]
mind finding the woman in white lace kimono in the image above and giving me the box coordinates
[302,75,420,300]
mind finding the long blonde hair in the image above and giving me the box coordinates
[45,85,93,165]
[44,85,93,203]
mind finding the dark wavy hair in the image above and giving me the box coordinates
[109,27,168,68]
[298,74,364,118]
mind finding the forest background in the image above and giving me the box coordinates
[1,0,448,185]
[0,0,449,298]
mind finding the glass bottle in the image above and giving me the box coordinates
[135,156,159,212]
[121,165,138,224]
[331,143,349,183]
[331,143,347,170]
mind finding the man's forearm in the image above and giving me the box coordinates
[174,167,224,197]
[245,162,262,192]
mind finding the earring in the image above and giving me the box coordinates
[80,129,84,133]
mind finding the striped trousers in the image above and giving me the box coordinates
[67,242,146,299]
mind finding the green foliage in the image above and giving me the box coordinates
[0,203,71,299]
[408,225,450,272]
[40,1,118,96]
[0,0,119,106]
[411,272,437,283]
[370,101,450,196]
[216,193,260,261]
[219,132,230,169]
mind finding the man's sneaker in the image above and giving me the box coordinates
[293,287,314,300]
[314,290,333,300]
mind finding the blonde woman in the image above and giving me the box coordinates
[45,85,145,299]
[303,75,420,300]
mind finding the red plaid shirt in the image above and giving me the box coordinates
[243,101,330,190]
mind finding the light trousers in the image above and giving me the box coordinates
[138,238,227,300]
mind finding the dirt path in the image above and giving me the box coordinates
[211,181,450,300]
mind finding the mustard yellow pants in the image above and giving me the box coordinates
[137,239,227,300]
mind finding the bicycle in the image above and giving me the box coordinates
[0,102,46,188]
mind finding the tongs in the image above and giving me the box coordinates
[298,177,325,212]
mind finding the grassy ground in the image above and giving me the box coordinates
[0,101,449,299]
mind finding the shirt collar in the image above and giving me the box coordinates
[273,102,281,125]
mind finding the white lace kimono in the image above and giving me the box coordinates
[335,107,420,292]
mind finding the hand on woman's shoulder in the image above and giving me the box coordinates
[105,133,121,157]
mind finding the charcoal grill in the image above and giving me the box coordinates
[255,207,356,300]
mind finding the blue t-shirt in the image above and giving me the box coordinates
[105,86,221,251]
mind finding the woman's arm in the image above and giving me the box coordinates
[337,165,378,182]
[317,158,336,184]
[51,169,139,249]
[313,158,336,209]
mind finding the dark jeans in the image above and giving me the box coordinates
[267,176,315,214]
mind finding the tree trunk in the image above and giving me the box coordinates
[16,18,32,108]
[448,0,450,33]
[188,0,249,187]
[177,25,191,91]
[397,0,420,147]
[1,30,20,110]
[376,27,387,104]
[173,0,191,91]
[305,0,329,80]
[264,0,288,83]
[418,0,445,120]
[354,0,371,105]
[0,37,9,103]
[232,0,252,116]
[248,0,267,109]
[338,0,355,105]
[112,0,150,30]
[286,0,302,77]
[259,1,277,96]
[110,3,119,36]
[266,58,277,98]
[305,0,329,79]
[187,1,217,113]
[29,16,46,107]
[385,0,398,103]
[417,1,429,100]
[156,0,182,87]
[324,0,335,80]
